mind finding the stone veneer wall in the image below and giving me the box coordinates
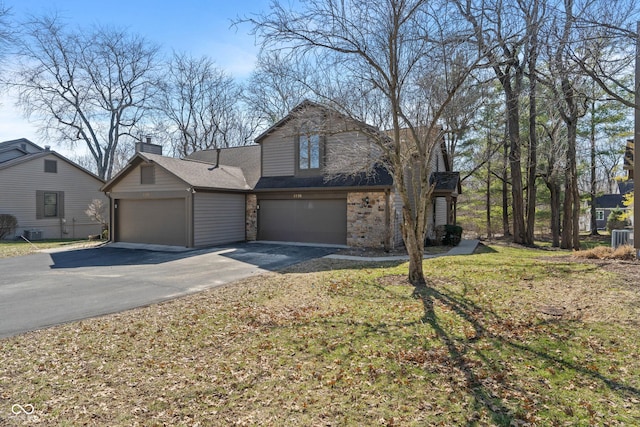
[347,191,390,248]
[245,194,257,241]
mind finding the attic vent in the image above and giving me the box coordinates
[44,159,57,173]
[140,164,155,184]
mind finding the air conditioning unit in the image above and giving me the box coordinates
[23,229,43,240]
[611,229,633,248]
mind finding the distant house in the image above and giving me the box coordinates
[102,101,460,248]
[582,180,634,231]
[0,138,107,240]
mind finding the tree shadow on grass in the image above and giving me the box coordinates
[412,284,640,426]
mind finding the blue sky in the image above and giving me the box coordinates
[0,0,272,144]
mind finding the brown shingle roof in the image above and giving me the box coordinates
[185,145,261,188]
[141,153,250,191]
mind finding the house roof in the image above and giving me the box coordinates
[0,138,45,153]
[254,99,380,144]
[102,152,251,192]
[254,166,394,191]
[431,171,461,194]
[0,149,104,182]
[185,145,261,188]
[595,194,626,209]
[618,180,634,195]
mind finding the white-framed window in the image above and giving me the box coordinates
[596,210,605,221]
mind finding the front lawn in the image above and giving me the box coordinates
[1,245,639,425]
[0,239,102,258]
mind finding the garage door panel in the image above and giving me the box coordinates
[258,198,346,245]
[117,198,186,246]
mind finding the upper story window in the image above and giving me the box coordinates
[299,132,320,170]
[140,165,155,184]
[44,159,57,173]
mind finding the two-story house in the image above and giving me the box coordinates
[101,101,459,249]
[0,138,107,240]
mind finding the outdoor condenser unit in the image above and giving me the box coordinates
[23,230,43,240]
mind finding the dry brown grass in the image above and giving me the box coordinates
[572,244,636,261]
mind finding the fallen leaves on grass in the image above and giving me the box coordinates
[1,250,640,426]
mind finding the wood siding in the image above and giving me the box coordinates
[434,197,448,226]
[261,127,295,177]
[325,130,375,173]
[193,192,245,247]
[109,163,187,193]
[0,154,106,240]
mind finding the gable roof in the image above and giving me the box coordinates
[102,152,251,192]
[618,180,634,195]
[185,145,261,188]
[0,138,45,154]
[595,194,626,209]
[254,99,380,144]
[0,149,104,182]
[431,171,461,194]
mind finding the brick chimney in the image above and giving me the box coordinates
[135,136,162,155]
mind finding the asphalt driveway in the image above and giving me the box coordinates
[0,243,336,339]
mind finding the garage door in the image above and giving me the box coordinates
[116,198,186,246]
[258,198,346,245]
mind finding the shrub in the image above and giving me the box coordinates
[0,214,18,239]
[443,224,463,246]
[606,208,630,232]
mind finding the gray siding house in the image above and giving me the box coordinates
[102,101,460,248]
[0,138,107,240]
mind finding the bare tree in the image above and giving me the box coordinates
[157,52,256,157]
[245,0,483,286]
[244,50,313,127]
[455,0,536,245]
[6,16,160,179]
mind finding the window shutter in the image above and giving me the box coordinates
[58,191,65,218]
[36,190,44,219]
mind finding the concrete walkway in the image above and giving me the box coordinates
[325,239,480,262]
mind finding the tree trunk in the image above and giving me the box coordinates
[505,85,525,244]
[547,180,561,247]
[589,102,599,235]
[404,219,426,286]
[502,135,511,237]
[486,160,492,238]
[525,57,538,245]
[561,119,579,249]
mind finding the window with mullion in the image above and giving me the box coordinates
[299,133,320,170]
[44,192,58,217]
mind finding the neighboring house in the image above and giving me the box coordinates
[581,180,634,230]
[102,101,460,248]
[0,138,107,240]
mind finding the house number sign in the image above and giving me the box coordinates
[293,194,303,199]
